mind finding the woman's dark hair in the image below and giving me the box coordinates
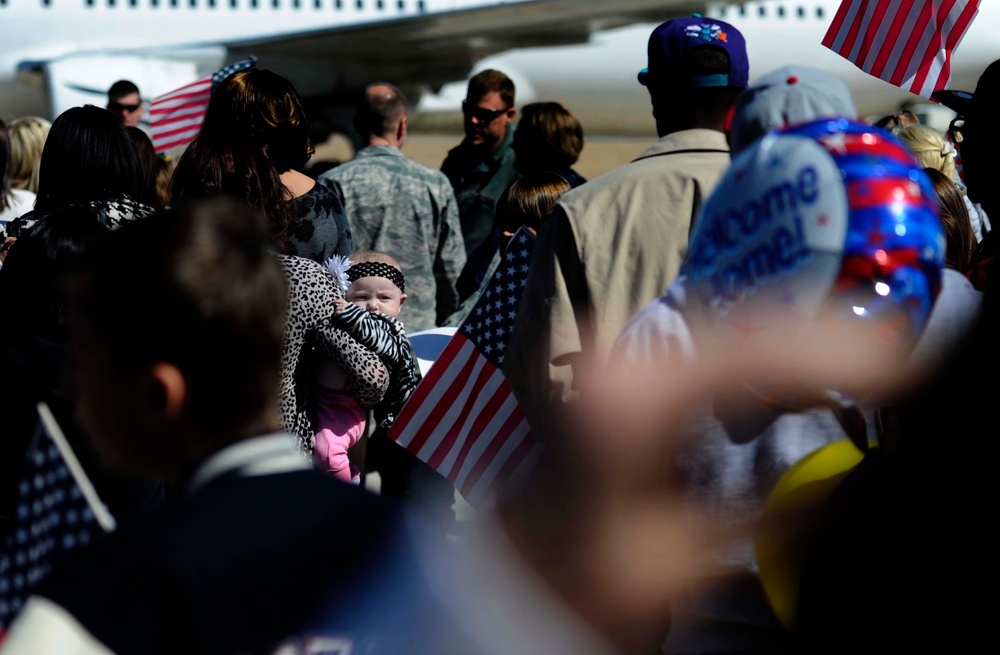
[923,167,977,271]
[200,69,314,173]
[513,102,585,171]
[34,105,145,212]
[169,134,293,251]
[0,206,110,342]
[126,126,163,208]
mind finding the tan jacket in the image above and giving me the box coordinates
[503,129,731,440]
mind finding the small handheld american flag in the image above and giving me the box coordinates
[389,228,544,508]
[0,404,116,636]
[149,56,257,154]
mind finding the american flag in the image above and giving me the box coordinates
[389,228,544,507]
[149,57,257,154]
[822,0,980,99]
[0,404,116,637]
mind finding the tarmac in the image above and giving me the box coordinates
[310,131,653,182]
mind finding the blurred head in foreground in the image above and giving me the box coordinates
[70,197,288,478]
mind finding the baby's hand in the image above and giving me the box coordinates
[333,298,348,315]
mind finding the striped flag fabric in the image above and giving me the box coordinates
[389,228,544,508]
[822,0,980,99]
[149,57,257,154]
[0,404,116,638]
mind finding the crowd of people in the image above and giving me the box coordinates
[0,11,998,655]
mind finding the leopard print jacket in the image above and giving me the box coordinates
[277,254,390,453]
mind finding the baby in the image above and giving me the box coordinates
[313,250,421,483]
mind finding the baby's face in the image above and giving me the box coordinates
[346,275,406,318]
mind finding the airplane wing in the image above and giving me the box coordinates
[227,0,711,95]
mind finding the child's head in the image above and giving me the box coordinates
[345,250,407,318]
[70,197,288,478]
[495,171,571,251]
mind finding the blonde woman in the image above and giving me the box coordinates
[896,124,992,241]
[7,116,50,194]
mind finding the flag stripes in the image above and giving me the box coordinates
[389,229,542,507]
[149,57,256,154]
[822,0,980,99]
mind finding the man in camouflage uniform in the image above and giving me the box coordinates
[320,82,465,332]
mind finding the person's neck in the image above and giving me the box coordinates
[367,134,400,148]
[279,170,315,199]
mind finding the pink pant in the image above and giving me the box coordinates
[312,386,366,484]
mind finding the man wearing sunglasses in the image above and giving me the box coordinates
[106,80,144,128]
[441,69,519,280]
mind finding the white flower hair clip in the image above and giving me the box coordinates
[324,255,353,292]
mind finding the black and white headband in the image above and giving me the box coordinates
[346,261,406,293]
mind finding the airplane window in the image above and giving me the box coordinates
[377,0,383,9]
[209,0,216,6]
[314,0,321,8]
[417,0,424,12]
[129,0,137,6]
[151,0,158,8]
[817,7,825,18]
[336,0,342,8]
[356,0,363,9]
[190,0,196,7]
[797,6,805,18]
[738,6,746,17]
[293,0,300,7]
[231,0,237,8]
[777,6,785,17]
[758,5,765,17]
[272,0,279,8]
[397,0,404,8]
[108,0,115,7]
[251,0,257,8]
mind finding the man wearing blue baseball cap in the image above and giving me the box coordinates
[505,14,748,443]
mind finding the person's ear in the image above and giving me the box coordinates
[399,293,407,307]
[147,362,187,422]
[398,114,408,143]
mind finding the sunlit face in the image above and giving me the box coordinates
[463,91,514,152]
[108,91,143,127]
[346,275,406,318]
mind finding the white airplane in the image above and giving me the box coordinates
[413,0,1000,135]
[0,0,711,137]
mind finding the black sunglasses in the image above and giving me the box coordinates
[462,101,510,123]
[109,102,141,113]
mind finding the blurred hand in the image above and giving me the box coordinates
[498,306,907,653]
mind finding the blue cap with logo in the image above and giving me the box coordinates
[637,14,749,89]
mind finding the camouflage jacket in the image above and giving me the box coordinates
[440,127,518,258]
[320,145,466,332]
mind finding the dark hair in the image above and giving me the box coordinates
[107,79,140,101]
[513,102,584,171]
[0,118,12,211]
[170,134,293,251]
[0,206,109,342]
[75,197,288,433]
[354,82,408,139]
[201,68,315,172]
[649,48,741,132]
[495,171,570,235]
[923,167,977,271]
[467,69,515,107]
[874,109,919,133]
[127,126,163,208]
[34,105,145,211]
